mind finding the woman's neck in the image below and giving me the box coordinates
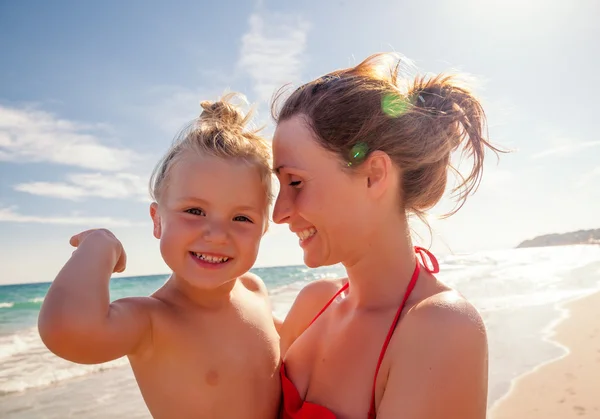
[342,216,418,309]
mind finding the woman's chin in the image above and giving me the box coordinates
[303,259,321,268]
[302,251,321,268]
[303,251,337,269]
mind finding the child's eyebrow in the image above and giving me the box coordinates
[177,197,207,204]
[235,205,261,213]
[272,165,285,174]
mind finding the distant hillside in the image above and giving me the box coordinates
[517,228,600,248]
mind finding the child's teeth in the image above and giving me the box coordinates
[194,253,229,263]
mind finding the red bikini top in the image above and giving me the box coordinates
[279,246,439,419]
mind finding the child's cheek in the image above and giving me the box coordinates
[234,225,263,248]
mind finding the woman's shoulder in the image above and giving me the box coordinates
[401,289,487,350]
[377,291,488,417]
[413,288,483,322]
[297,277,348,303]
[291,277,347,320]
[279,277,347,354]
[384,288,489,381]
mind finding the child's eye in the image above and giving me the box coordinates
[185,208,205,216]
[289,180,302,188]
[233,215,253,223]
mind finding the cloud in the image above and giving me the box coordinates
[132,85,216,136]
[13,172,151,202]
[532,140,600,159]
[0,105,139,171]
[0,206,142,227]
[238,11,310,104]
[447,151,512,192]
[124,10,310,138]
[576,166,600,188]
[482,168,514,188]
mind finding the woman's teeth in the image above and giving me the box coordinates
[192,253,230,263]
[297,227,317,241]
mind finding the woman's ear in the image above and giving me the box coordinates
[361,150,393,198]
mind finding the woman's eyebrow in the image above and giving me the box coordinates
[273,165,309,175]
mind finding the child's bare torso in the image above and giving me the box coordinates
[128,278,281,419]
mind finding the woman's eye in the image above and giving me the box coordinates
[186,208,205,216]
[233,215,253,223]
[289,180,302,187]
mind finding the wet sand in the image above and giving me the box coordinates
[489,291,600,418]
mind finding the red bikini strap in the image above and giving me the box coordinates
[367,246,439,418]
[308,282,349,327]
[415,246,440,274]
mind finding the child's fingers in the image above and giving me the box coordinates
[114,250,127,273]
[69,228,124,271]
[69,230,93,247]
[69,228,111,247]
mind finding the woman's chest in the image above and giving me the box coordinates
[284,313,396,418]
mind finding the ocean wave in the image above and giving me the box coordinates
[29,297,44,303]
[0,327,128,395]
[0,297,45,310]
[0,357,129,395]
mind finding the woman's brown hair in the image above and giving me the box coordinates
[272,53,505,222]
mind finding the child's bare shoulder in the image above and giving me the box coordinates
[109,295,169,320]
[238,272,269,297]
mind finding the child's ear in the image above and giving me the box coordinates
[149,202,162,239]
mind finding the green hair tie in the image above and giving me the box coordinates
[381,93,410,117]
[347,142,369,166]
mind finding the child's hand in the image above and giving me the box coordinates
[69,229,127,273]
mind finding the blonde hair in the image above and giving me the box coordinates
[272,53,506,222]
[150,92,272,210]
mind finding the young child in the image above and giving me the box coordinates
[38,93,281,419]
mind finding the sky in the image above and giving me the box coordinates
[0,0,598,285]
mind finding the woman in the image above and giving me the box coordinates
[272,53,502,419]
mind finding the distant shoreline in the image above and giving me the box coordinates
[516,228,600,249]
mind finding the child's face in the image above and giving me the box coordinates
[150,153,268,290]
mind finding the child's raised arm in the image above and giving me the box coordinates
[38,229,152,364]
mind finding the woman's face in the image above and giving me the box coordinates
[272,115,374,268]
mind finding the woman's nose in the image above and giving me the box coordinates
[272,190,292,224]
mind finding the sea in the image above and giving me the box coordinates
[1,244,600,418]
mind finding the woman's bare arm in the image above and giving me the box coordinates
[377,292,489,419]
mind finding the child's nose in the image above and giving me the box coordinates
[202,221,228,244]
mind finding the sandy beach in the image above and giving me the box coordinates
[490,290,600,419]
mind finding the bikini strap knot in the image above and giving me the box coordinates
[414,246,440,274]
